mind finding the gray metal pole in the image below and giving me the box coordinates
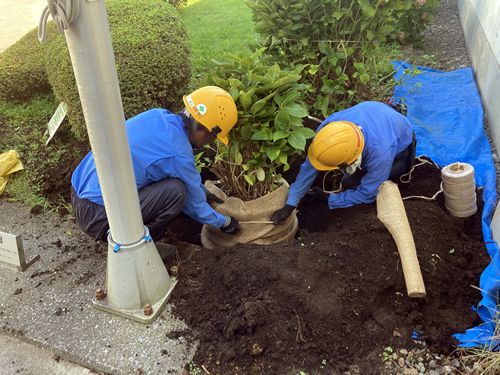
[64,0,143,244]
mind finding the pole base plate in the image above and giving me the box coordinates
[92,277,178,324]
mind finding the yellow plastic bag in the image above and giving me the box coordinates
[0,150,24,195]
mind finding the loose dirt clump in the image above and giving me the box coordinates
[171,162,488,374]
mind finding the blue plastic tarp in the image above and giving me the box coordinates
[392,61,499,347]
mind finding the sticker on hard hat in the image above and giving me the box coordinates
[196,104,207,116]
[186,95,195,107]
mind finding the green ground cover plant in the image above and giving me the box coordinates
[0,93,83,211]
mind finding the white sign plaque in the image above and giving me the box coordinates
[45,102,68,145]
[0,231,39,271]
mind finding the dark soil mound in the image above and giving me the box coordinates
[170,162,488,374]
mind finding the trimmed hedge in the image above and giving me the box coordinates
[45,0,192,140]
[0,0,191,140]
[165,0,187,9]
[0,27,54,100]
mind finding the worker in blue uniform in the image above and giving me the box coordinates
[71,86,241,259]
[271,101,416,225]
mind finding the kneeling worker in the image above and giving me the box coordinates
[271,101,416,224]
[71,86,241,258]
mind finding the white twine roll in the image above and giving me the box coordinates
[441,162,477,217]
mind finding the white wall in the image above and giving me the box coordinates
[460,0,500,241]
[458,0,500,153]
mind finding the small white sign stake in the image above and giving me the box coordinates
[0,231,40,271]
[45,102,68,145]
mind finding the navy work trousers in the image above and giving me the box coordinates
[71,178,187,243]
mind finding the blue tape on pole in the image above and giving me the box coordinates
[113,244,121,253]
[392,61,499,347]
[142,236,152,242]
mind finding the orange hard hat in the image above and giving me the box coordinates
[308,121,365,171]
[183,86,238,145]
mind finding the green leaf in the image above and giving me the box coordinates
[211,59,230,66]
[360,73,370,85]
[251,98,268,115]
[244,174,255,186]
[283,103,308,118]
[249,75,271,85]
[357,0,370,7]
[251,131,272,141]
[361,6,376,17]
[223,54,242,62]
[274,92,283,106]
[235,152,243,164]
[240,57,255,71]
[256,168,266,181]
[377,25,395,35]
[241,123,253,141]
[333,12,345,20]
[280,90,299,107]
[278,153,288,164]
[228,78,244,89]
[251,47,267,61]
[293,127,316,139]
[366,30,374,40]
[288,131,306,151]
[229,87,239,100]
[265,64,281,83]
[239,91,252,111]
[212,77,229,89]
[275,110,291,131]
[266,146,280,162]
[273,130,289,142]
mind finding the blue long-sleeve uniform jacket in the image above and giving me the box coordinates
[286,101,413,209]
[71,109,226,228]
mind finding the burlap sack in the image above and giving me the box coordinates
[201,180,298,249]
[377,181,426,298]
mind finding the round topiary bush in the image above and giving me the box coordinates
[0,26,56,101]
[45,0,192,140]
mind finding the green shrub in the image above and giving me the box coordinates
[164,0,187,9]
[45,0,191,140]
[245,0,437,117]
[0,27,53,100]
[202,49,314,201]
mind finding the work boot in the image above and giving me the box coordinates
[155,242,177,261]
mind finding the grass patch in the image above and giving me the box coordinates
[180,0,258,75]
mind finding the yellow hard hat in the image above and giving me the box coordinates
[308,121,365,171]
[183,86,238,145]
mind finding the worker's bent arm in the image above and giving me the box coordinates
[173,158,226,227]
[286,157,319,207]
[328,150,394,209]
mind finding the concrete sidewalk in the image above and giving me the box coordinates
[0,334,94,375]
[0,200,197,374]
[0,0,46,52]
